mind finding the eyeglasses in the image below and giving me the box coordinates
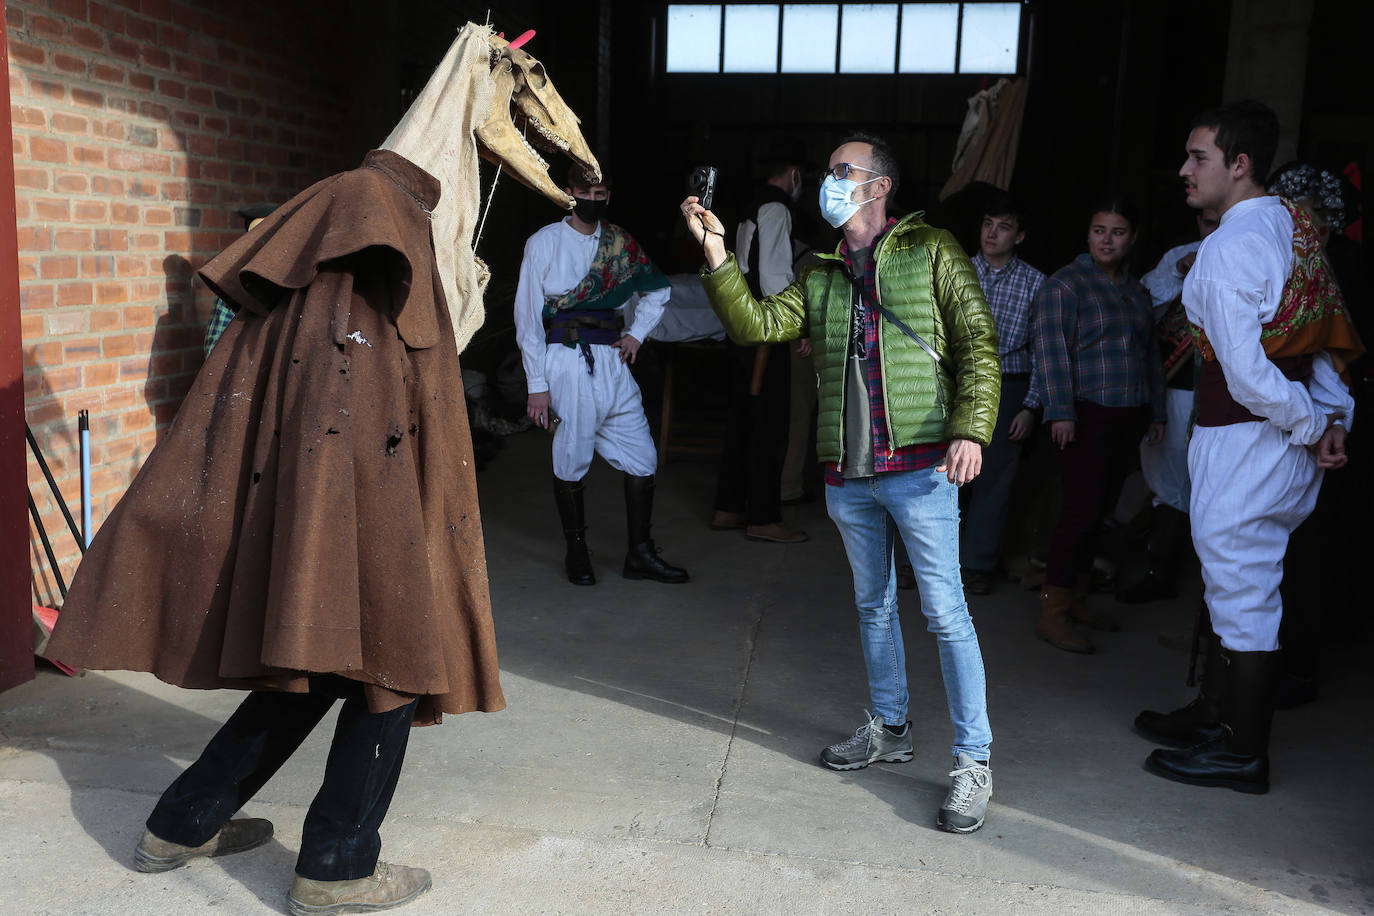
[823,162,881,183]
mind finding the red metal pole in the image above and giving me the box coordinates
[0,15,36,691]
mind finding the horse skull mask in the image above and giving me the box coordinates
[476,34,600,208]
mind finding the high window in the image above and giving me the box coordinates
[665,2,1023,75]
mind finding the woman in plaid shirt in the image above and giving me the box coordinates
[1032,200,1166,653]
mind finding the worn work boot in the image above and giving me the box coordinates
[134,818,274,873]
[553,477,595,586]
[1135,632,1225,747]
[820,711,914,770]
[937,754,993,834]
[287,862,432,915]
[1036,585,1093,654]
[622,474,689,583]
[1069,573,1119,632]
[1145,648,1280,794]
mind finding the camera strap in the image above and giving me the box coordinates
[842,272,953,376]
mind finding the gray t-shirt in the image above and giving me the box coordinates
[842,248,875,478]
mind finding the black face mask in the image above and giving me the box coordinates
[573,197,608,224]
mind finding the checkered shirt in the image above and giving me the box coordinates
[973,251,1045,408]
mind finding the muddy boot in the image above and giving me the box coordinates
[134,818,274,873]
[1036,585,1093,654]
[553,477,595,586]
[1145,648,1280,793]
[1134,630,1225,747]
[287,862,432,915]
[622,474,688,583]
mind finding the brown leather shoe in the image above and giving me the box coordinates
[287,862,432,915]
[709,510,746,530]
[1036,585,1094,654]
[744,522,809,543]
[134,818,274,872]
[1071,574,1120,631]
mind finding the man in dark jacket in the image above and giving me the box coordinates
[681,132,1001,833]
[710,144,810,543]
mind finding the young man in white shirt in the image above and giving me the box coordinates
[515,168,688,586]
[1143,101,1362,793]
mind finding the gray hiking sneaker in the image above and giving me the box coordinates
[937,753,992,833]
[819,710,914,770]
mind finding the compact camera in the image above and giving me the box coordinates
[687,165,719,211]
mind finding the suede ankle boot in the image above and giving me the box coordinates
[1069,573,1119,632]
[1144,648,1280,793]
[553,477,595,585]
[1037,585,1093,654]
[622,474,688,583]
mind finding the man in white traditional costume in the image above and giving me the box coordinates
[517,167,689,586]
[1143,101,1364,794]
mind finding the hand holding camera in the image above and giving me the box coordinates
[680,165,727,269]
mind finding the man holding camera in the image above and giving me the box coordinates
[516,166,688,586]
[681,133,1000,833]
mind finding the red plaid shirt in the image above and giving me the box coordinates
[826,219,947,486]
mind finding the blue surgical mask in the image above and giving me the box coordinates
[819,173,883,228]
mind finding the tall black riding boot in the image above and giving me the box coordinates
[1117,505,1189,603]
[622,474,689,584]
[1145,648,1281,793]
[553,477,595,586]
[1133,628,1225,747]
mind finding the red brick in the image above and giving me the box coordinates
[15,199,30,220]
[127,177,158,198]
[89,306,123,329]
[62,337,102,362]
[80,255,116,278]
[129,72,154,92]
[29,136,68,163]
[66,389,105,413]
[141,152,172,173]
[94,230,129,250]
[110,201,140,223]
[118,361,148,384]
[89,1,125,30]
[27,342,62,366]
[34,198,70,220]
[50,112,89,133]
[18,256,38,281]
[73,201,108,222]
[10,42,45,66]
[91,175,125,195]
[84,362,119,386]
[103,385,136,411]
[144,208,173,226]
[114,255,148,276]
[54,228,92,250]
[20,286,55,309]
[125,14,157,42]
[21,313,45,339]
[108,35,139,61]
[72,145,107,167]
[57,284,94,307]
[51,0,90,20]
[28,14,67,40]
[48,311,89,335]
[26,400,67,427]
[17,226,51,250]
[160,181,188,200]
[93,118,124,140]
[92,63,126,84]
[40,256,79,279]
[53,53,88,75]
[13,167,48,189]
[55,173,91,194]
[139,100,168,120]
[102,334,136,357]
[142,47,172,71]
[69,25,105,53]
[95,284,129,307]
[108,148,142,170]
[159,79,186,100]
[71,87,104,108]
[186,86,211,106]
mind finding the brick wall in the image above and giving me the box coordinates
[9,0,353,605]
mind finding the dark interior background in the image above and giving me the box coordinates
[339,0,1368,391]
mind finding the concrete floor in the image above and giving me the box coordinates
[3,428,1371,915]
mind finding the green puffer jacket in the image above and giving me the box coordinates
[701,212,1000,462]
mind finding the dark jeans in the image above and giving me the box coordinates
[714,342,791,525]
[1045,400,1149,588]
[145,676,418,881]
[959,373,1030,572]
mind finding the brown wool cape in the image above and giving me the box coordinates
[45,150,505,724]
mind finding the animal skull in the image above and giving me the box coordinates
[476,34,601,209]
